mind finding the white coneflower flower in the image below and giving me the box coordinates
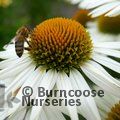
[0,18,120,120]
[94,86,120,120]
[79,0,120,17]
[87,15,120,42]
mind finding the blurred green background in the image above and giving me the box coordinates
[0,0,78,50]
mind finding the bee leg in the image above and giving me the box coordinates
[25,39,31,48]
[24,47,31,51]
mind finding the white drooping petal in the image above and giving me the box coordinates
[4,43,15,50]
[44,106,66,120]
[81,61,120,97]
[56,72,79,120]
[24,108,32,120]
[89,2,120,17]
[105,5,120,16]
[0,46,16,59]
[49,86,69,116]
[94,48,120,58]
[80,0,120,17]
[93,53,120,73]
[0,58,17,69]
[6,107,27,120]
[88,60,120,87]
[0,54,29,69]
[35,108,48,120]
[29,70,57,120]
[70,69,101,120]
[80,0,115,9]
[4,65,34,97]
[94,42,120,49]
[0,57,32,79]
[0,110,9,120]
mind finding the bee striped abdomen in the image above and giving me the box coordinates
[15,38,24,57]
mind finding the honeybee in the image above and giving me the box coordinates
[14,26,32,57]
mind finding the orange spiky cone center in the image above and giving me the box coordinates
[29,18,93,73]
